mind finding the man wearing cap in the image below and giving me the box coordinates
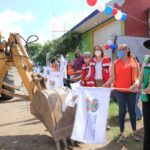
[131,40,150,150]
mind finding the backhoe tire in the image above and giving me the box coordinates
[1,70,15,100]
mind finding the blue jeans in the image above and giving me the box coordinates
[135,93,142,119]
[114,90,136,132]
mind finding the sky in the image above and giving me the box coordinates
[0,0,111,43]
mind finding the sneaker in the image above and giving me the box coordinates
[118,134,125,141]
[132,133,142,141]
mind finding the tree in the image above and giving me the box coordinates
[28,32,81,65]
[28,43,42,58]
[32,41,52,66]
[50,32,81,57]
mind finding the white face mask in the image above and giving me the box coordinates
[95,50,102,57]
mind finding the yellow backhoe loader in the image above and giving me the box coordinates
[0,33,76,150]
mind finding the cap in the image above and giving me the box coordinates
[83,51,91,57]
[143,40,150,50]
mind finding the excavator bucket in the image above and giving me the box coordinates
[30,87,76,149]
[0,33,76,150]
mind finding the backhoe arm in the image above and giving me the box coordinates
[0,33,45,101]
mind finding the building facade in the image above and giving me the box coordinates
[70,0,150,61]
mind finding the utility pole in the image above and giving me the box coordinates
[51,22,69,39]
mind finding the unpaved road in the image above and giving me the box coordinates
[0,94,144,150]
[0,97,56,150]
[0,69,144,150]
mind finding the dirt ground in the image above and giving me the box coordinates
[0,69,144,150]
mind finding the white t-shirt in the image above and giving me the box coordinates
[95,60,103,80]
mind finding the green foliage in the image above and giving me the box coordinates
[109,100,118,118]
[29,32,81,65]
[28,43,42,58]
[50,32,80,57]
[28,41,51,65]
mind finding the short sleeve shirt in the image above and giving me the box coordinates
[143,55,150,64]
[73,56,84,71]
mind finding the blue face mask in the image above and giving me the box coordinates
[117,50,125,59]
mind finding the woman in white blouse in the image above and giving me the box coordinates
[93,45,111,87]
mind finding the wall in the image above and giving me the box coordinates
[92,20,122,58]
[77,19,123,56]
[116,0,150,37]
[78,30,93,52]
[117,35,150,63]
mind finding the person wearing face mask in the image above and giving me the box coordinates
[93,45,111,130]
[93,45,111,87]
[103,44,141,141]
[72,51,95,87]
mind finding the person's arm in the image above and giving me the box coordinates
[74,70,82,74]
[71,64,84,82]
[89,64,95,80]
[129,64,144,91]
[71,75,81,82]
[103,62,115,87]
[138,64,144,88]
[85,63,95,80]
[144,87,150,94]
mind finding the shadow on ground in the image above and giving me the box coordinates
[0,98,26,103]
[0,118,40,127]
[95,128,144,150]
[0,134,57,150]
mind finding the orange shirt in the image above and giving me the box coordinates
[67,65,75,75]
[52,63,57,71]
[114,59,132,90]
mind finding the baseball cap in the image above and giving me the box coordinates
[143,40,150,49]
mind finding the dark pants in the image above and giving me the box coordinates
[114,90,136,132]
[135,92,142,119]
[143,96,150,150]
[64,75,71,89]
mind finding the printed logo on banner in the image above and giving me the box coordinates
[86,97,98,112]
[84,97,99,141]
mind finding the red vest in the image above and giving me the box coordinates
[81,61,95,87]
[102,57,111,83]
[94,57,111,83]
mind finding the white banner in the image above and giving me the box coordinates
[71,87,111,144]
[60,55,68,78]
[46,72,64,89]
[43,66,64,89]
[43,66,52,78]
[70,81,81,90]
[62,89,79,112]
